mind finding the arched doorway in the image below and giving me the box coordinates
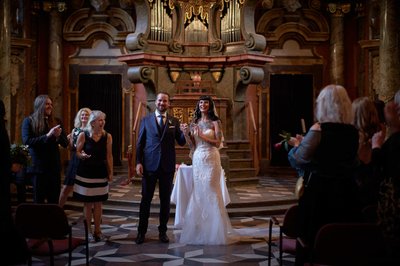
[78,74,122,166]
[269,74,314,166]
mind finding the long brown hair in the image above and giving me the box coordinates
[30,95,53,135]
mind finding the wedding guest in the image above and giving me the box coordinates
[59,107,91,207]
[288,85,361,263]
[0,99,29,264]
[352,97,382,207]
[135,92,186,244]
[178,95,233,245]
[371,91,400,259]
[74,110,113,242]
[21,95,69,203]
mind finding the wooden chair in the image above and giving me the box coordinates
[268,204,298,266]
[15,203,89,266]
[301,223,386,266]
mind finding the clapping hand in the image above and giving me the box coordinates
[180,123,190,135]
[47,124,62,138]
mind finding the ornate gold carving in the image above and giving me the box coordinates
[168,0,234,24]
[188,108,196,122]
[173,108,184,122]
[169,71,181,83]
[327,3,351,16]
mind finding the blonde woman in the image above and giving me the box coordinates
[288,85,361,257]
[74,110,113,242]
[59,107,91,207]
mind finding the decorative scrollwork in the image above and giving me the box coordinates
[210,39,223,52]
[168,40,184,53]
[239,66,264,85]
[244,33,266,52]
[126,32,148,51]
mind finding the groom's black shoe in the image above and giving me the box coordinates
[135,233,145,244]
[159,232,169,243]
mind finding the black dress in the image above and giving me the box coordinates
[73,132,109,202]
[289,123,361,246]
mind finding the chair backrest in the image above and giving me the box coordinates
[281,204,298,238]
[15,203,70,240]
[312,223,386,265]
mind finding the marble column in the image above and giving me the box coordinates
[48,9,63,119]
[0,0,11,129]
[378,0,400,101]
[329,8,346,86]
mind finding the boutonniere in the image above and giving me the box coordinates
[168,119,172,125]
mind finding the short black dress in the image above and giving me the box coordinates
[64,128,82,186]
[73,132,109,202]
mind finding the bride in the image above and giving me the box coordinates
[179,95,234,245]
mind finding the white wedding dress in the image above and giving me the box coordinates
[179,125,234,245]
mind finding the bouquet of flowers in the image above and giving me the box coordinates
[274,130,292,151]
[10,144,31,167]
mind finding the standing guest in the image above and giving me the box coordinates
[0,99,29,264]
[21,95,69,204]
[74,110,113,242]
[352,97,382,208]
[287,85,361,263]
[178,95,233,244]
[59,107,91,207]
[135,92,186,244]
[371,90,400,260]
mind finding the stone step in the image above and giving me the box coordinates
[64,199,297,218]
[230,158,253,168]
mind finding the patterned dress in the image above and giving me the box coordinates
[63,127,82,186]
[74,132,109,202]
[179,121,233,245]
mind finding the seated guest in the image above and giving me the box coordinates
[352,97,382,208]
[288,85,361,264]
[371,90,400,260]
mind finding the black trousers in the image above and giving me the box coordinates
[137,169,174,234]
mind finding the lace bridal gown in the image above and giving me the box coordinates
[179,122,235,245]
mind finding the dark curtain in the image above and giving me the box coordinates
[270,74,314,166]
[78,74,122,166]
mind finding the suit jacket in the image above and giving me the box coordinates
[136,113,186,173]
[21,117,68,175]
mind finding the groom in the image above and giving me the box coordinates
[135,92,186,244]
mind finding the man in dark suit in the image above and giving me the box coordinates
[135,92,186,244]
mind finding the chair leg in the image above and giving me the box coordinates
[48,240,55,266]
[84,219,90,266]
[268,219,273,266]
[279,230,283,266]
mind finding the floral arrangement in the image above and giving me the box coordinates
[10,144,31,166]
[274,130,292,151]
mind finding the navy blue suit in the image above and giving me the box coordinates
[21,117,68,203]
[136,112,186,234]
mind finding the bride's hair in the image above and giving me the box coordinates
[193,95,220,123]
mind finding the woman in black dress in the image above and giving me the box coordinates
[74,110,113,242]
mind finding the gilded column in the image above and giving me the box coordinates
[378,0,400,101]
[48,9,63,119]
[0,0,11,129]
[328,3,350,86]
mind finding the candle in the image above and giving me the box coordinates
[301,118,306,134]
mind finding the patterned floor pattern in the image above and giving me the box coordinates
[29,211,295,266]
[11,168,298,265]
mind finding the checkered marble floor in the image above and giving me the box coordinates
[29,210,295,266]
[12,169,299,265]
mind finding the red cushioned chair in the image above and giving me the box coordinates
[15,203,89,266]
[300,222,386,266]
[268,204,298,266]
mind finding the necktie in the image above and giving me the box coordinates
[159,115,164,128]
